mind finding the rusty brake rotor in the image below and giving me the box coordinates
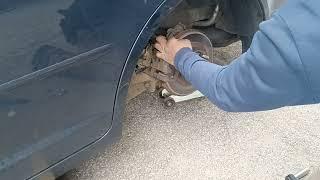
[164,29,214,96]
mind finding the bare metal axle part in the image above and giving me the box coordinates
[161,89,204,107]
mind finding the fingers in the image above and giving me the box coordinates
[154,36,187,65]
[156,36,167,43]
[154,43,163,52]
[155,36,168,53]
[156,51,165,60]
[155,36,167,60]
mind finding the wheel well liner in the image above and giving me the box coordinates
[216,0,268,36]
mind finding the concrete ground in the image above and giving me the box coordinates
[67,43,320,180]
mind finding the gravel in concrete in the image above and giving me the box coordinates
[67,42,320,180]
[67,94,320,180]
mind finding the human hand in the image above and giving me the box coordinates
[154,36,192,66]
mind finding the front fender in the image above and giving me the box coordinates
[112,0,183,129]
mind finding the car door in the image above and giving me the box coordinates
[0,0,161,179]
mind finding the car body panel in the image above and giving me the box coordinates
[0,0,161,179]
[0,0,271,179]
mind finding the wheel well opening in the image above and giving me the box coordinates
[126,0,267,102]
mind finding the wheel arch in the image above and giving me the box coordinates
[112,0,270,127]
[111,0,184,128]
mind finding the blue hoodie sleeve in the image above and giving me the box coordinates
[174,13,313,112]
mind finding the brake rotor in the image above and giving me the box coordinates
[164,29,214,96]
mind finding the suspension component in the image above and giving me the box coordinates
[128,24,214,104]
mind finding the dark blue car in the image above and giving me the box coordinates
[0,0,276,179]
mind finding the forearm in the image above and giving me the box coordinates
[174,48,226,109]
[174,48,240,111]
[174,48,223,94]
[174,14,313,112]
